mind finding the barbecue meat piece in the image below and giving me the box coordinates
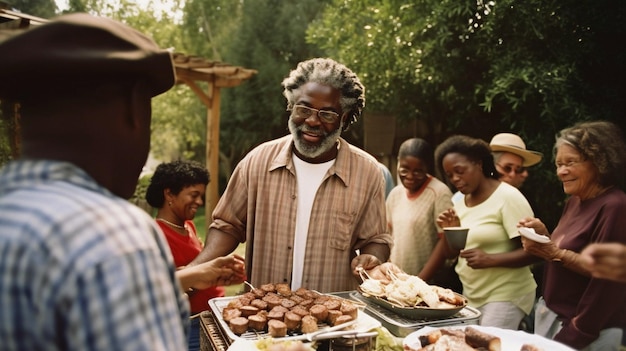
[322,298,341,311]
[464,326,501,351]
[309,304,329,321]
[251,298,268,310]
[340,300,358,319]
[251,288,266,298]
[332,314,353,326]
[226,298,246,310]
[271,305,289,314]
[284,311,302,330]
[276,283,292,297]
[241,292,256,301]
[314,295,331,305]
[441,328,466,339]
[281,299,297,309]
[300,315,318,334]
[289,295,304,304]
[432,286,466,306]
[263,293,283,309]
[299,299,314,309]
[290,305,310,318]
[267,309,285,321]
[240,305,260,317]
[260,283,276,293]
[295,288,319,300]
[221,308,242,323]
[248,313,268,331]
[327,309,343,325]
[229,316,249,335]
[418,329,441,346]
[268,319,288,337]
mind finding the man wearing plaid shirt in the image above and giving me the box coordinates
[0,13,188,350]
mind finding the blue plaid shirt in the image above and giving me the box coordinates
[0,160,189,350]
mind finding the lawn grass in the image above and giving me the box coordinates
[194,210,245,296]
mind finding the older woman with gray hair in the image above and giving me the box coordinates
[519,120,626,350]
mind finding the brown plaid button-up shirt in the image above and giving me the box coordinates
[210,135,392,293]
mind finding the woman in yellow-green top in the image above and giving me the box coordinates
[433,135,538,330]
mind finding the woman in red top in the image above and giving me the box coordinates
[146,160,224,351]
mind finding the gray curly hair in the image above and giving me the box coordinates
[555,120,626,188]
[281,58,365,131]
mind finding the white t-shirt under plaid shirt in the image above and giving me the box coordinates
[210,135,393,293]
[0,160,189,351]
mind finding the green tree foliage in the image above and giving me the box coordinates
[63,0,209,164]
[5,0,56,17]
[119,3,209,164]
[180,0,241,60]
[307,0,625,229]
[181,0,331,189]
[0,104,16,165]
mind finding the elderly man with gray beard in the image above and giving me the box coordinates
[191,58,392,293]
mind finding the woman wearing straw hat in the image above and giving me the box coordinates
[490,133,543,189]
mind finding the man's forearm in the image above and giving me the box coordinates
[191,228,240,266]
[359,242,390,263]
[176,266,200,291]
[419,239,448,281]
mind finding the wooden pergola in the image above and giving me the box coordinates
[171,54,257,218]
[1,8,258,219]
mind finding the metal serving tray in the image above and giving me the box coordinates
[332,291,481,337]
[357,288,467,319]
[208,294,381,342]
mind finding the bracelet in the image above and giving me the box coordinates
[552,249,565,262]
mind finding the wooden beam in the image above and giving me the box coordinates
[177,77,212,107]
[205,82,222,220]
[215,77,246,88]
[175,66,256,85]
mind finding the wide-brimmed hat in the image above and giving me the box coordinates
[489,133,543,167]
[0,13,174,100]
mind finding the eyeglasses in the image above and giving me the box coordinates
[289,104,340,124]
[398,168,427,178]
[496,163,526,174]
[555,159,582,171]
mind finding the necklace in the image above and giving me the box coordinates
[156,218,185,230]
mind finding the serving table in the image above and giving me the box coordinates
[199,290,481,351]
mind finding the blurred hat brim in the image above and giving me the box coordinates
[490,144,543,167]
[0,13,174,100]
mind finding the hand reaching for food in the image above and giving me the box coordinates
[361,262,406,284]
[351,253,384,279]
[437,208,461,228]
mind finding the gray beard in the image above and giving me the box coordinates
[288,118,343,160]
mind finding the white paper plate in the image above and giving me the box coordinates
[518,227,551,243]
[227,339,315,351]
[403,325,575,351]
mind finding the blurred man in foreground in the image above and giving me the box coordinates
[0,13,242,350]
